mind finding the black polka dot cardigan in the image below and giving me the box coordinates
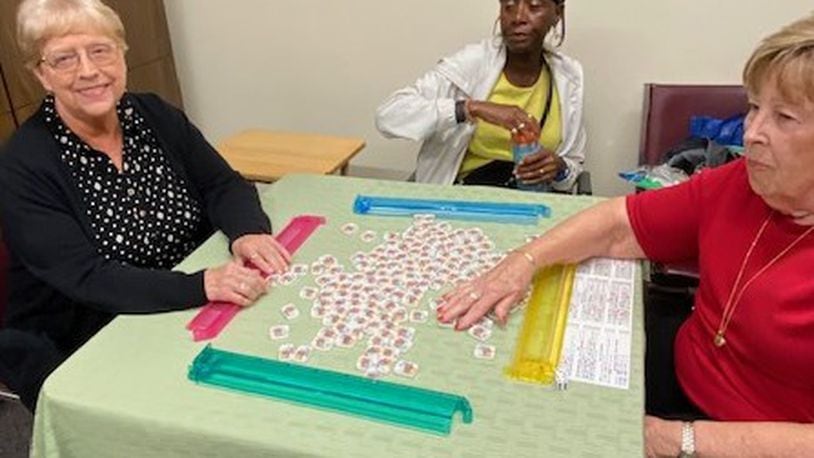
[0,93,271,354]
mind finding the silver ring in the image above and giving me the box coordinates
[518,122,526,130]
[468,291,482,300]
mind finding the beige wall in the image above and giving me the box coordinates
[163,1,812,196]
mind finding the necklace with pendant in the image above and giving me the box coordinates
[714,211,814,348]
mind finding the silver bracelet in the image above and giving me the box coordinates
[679,421,696,457]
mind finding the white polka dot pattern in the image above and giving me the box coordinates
[44,95,205,269]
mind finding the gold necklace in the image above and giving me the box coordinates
[714,211,814,347]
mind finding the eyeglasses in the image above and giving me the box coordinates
[39,43,121,73]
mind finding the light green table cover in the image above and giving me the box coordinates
[32,174,643,457]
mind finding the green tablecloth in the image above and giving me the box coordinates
[32,174,644,457]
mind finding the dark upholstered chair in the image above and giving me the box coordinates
[640,84,749,416]
[639,84,748,166]
[0,230,8,329]
[0,229,19,401]
[639,83,749,279]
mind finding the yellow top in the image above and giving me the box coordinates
[458,67,562,177]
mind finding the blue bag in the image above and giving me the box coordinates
[690,114,745,147]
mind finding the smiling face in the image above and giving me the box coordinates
[33,31,126,127]
[744,71,814,214]
[499,0,562,53]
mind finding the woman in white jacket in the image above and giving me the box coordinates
[376,0,586,192]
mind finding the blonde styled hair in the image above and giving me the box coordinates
[743,13,814,104]
[16,0,128,69]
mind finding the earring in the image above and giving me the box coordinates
[549,27,562,45]
[492,17,505,46]
[546,20,563,47]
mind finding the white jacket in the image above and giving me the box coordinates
[376,38,587,190]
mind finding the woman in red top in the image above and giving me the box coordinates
[439,13,814,457]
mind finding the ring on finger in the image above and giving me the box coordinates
[249,253,259,259]
[517,122,526,130]
[468,291,482,300]
[239,281,247,293]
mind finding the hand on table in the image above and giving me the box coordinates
[231,233,292,276]
[437,251,537,330]
[515,149,566,185]
[204,260,268,307]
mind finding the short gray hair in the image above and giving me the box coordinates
[17,0,128,69]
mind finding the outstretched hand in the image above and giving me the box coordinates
[437,251,537,330]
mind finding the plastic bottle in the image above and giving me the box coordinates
[511,127,546,192]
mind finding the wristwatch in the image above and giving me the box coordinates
[678,421,696,457]
[554,162,569,182]
[454,100,471,124]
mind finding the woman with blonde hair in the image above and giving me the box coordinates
[376,0,586,192]
[0,0,290,410]
[440,13,814,456]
